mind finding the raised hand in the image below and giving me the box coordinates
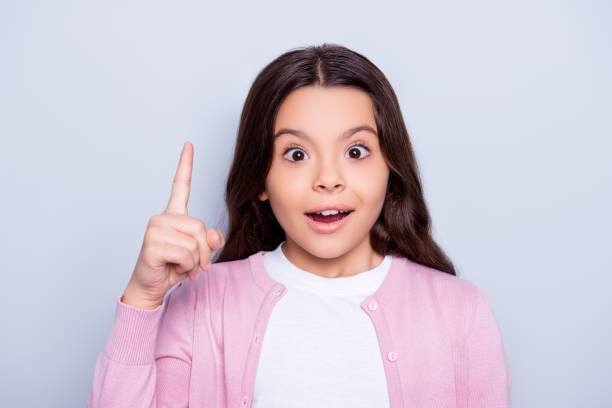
[122,141,225,310]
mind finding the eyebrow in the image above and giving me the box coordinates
[273,125,378,141]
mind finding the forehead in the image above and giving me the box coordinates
[274,85,377,134]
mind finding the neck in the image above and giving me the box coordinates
[281,238,384,278]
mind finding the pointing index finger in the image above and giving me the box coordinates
[165,141,193,215]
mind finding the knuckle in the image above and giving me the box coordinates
[143,226,158,245]
[188,237,199,254]
[195,219,207,234]
[179,246,193,265]
[148,214,159,227]
[150,213,167,226]
[189,253,198,271]
[182,259,195,274]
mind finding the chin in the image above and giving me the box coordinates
[293,238,359,260]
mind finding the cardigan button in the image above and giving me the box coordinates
[387,351,398,362]
[242,395,249,406]
[273,288,282,297]
[367,301,378,311]
[253,334,259,344]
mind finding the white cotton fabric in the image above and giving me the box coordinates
[252,241,392,407]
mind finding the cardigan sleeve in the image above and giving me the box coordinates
[87,280,195,408]
[466,285,512,407]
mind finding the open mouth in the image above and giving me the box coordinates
[305,210,353,224]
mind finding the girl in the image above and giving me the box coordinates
[88,43,511,407]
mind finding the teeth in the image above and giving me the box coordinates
[315,209,349,216]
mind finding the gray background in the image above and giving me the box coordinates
[1,1,610,406]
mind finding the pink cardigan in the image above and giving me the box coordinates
[88,250,512,407]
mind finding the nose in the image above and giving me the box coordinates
[313,160,345,192]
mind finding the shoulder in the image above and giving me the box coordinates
[392,256,486,334]
[189,253,264,300]
[206,255,252,280]
[394,255,480,301]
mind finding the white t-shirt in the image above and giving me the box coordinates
[252,241,392,407]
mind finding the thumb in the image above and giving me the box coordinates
[216,230,225,247]
[208,229,225,250]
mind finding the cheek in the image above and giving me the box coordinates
[266,166,309,208]
[349,162,389,199]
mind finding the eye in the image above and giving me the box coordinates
[283,146,309,162]
[282,143,371,163]
[345,144,370,160]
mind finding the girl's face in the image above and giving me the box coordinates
[259,85,390,268]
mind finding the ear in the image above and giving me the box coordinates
[258,190,268,201]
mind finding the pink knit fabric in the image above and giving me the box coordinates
[88,251,512,407]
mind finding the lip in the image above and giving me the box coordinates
[304,204,355,214]
[304,210,353,234]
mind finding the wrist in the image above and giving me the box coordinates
[121,286,163,310]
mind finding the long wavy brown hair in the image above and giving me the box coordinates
[213,43,456,276]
